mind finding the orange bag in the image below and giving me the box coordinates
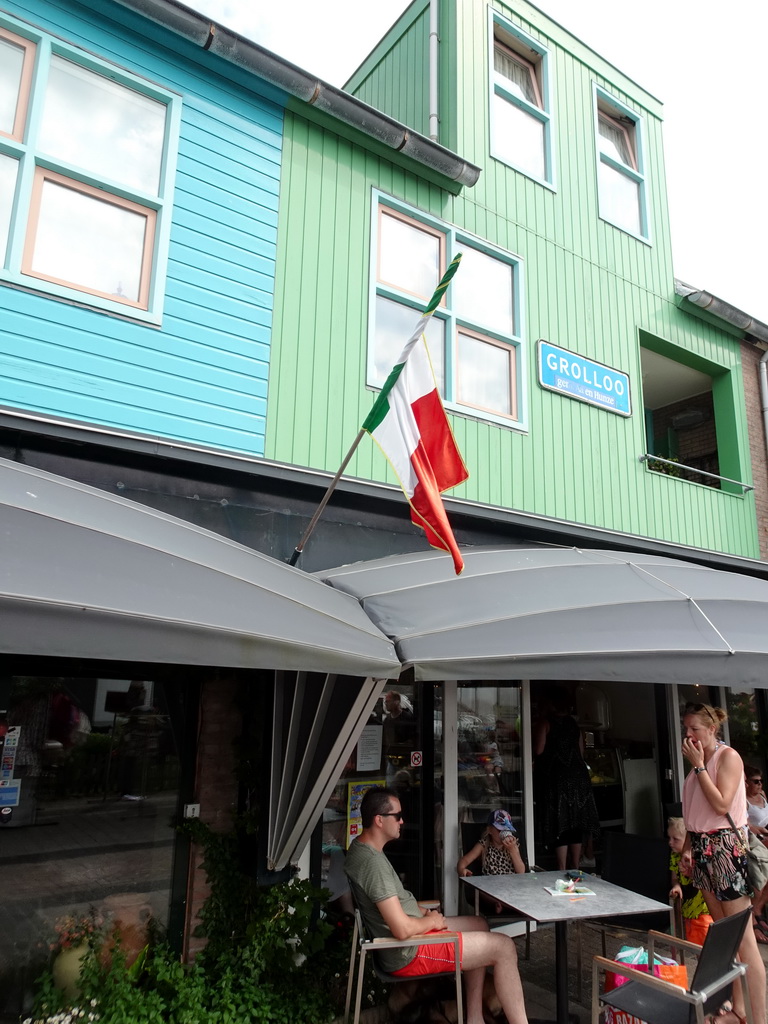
[684,914,713,946]
[604,951,688,1024]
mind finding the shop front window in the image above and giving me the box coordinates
[725,687,763,770]
[455,682,523,893]
[321,681,425,904]
[0,675,185,1017]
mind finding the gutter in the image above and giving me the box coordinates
[110,0,481,187]
[675,278,768,471]
[675,280,768,344]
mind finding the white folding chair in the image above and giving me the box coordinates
[344,908,464,1024]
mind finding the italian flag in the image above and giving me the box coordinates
[363,255,469,575]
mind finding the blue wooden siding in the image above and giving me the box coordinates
[0,0,283,457]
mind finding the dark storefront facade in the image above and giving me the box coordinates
[3,425,768,1020]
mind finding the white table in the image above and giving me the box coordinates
[461,870,672,1024]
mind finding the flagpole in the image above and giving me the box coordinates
[287,429,365,566]
[287,254,462,568]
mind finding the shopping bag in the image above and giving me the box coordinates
[604,945,688,1024]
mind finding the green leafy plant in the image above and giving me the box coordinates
[647,456,682,477]
[27,820,350,1023]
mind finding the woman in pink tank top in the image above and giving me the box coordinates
[681,702,765,1024]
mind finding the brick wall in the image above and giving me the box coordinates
[183,675,241,960]
[742,341,768,561]
[652,392,719,484]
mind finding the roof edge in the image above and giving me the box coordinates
[675,279,768,346]
[108,0,480,187]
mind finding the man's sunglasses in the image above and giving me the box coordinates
[380,812,404,820]
[749,778,763,785]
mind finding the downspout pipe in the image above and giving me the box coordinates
[111,0,480,187]
[429,0,439,141]
[761,351,768,467]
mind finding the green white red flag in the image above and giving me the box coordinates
[363,254,469,574]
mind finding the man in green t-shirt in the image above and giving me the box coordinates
[345,787,529,1024]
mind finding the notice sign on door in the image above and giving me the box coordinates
[538,340,631,416]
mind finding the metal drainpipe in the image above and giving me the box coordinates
[761,350,768,465]
[429,0,439,141]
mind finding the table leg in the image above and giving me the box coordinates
[555,920,569,1024]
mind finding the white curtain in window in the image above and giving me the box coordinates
[598,115,633,168]
[494,45,537,105]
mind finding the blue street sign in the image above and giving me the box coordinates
[538,340,631,416]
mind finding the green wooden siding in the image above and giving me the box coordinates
[266,111,756,558]
[345,2,431,137]
[267,0,758,560]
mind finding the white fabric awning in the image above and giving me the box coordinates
[317,546,768,685]
[0,458,399,676]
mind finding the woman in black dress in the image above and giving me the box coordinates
[533,685,600,870]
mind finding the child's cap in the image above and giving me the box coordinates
[489,809,516,833]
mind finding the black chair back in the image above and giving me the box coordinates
[600,831,670,932]
[690,909,751,1017]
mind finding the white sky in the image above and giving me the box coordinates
[193,0,768,323]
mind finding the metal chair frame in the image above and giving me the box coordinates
[591,911,754,1024]
[344,908,464,1024]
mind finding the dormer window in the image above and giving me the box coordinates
[490,14,553,187]
[594,89,649,241]
[598,111,636,170]
[494,43,541,107]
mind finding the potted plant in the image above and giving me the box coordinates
[50,909,103,1001]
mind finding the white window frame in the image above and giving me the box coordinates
[488,10,555,190]
[368,191,528,432]
[0,12,179,323]
[593,84,650,243]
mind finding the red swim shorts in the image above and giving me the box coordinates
[390,931,463,977]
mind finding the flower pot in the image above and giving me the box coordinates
[52,942,88,1000]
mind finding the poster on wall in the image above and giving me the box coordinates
[0,726,21,809]
[356,724,383,772]
[346,779,385,848]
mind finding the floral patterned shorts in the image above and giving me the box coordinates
[689,828,750,902]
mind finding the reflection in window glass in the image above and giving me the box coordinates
[321,682,424,900]
[0,154,18,258]
[598,160,641,236]
[30,179,148,302]
[379,211,441,299]
[0,676,183,1013]
[374,295,444,390]
[39,56,166,194]
[453,247,514,336]
[458,332,514,417]
[725,687,762,769]
[454,683,524,904]
[493,93,545,181]
[0,36,25,136]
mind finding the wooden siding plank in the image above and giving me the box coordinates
[0,0,284,458]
